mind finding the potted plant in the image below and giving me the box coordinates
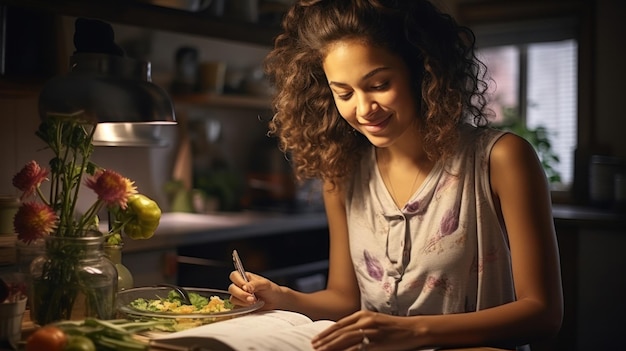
[11,111,162,325]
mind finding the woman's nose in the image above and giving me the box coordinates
[356,94,378,118]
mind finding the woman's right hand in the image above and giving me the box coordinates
[228,270,284,311]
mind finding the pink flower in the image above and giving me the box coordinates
[86,169,137,209]
[13,202,58,244]
[12,161,49,199]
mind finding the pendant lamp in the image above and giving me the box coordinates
[38,18,176,147]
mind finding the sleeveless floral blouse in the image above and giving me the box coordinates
[346,125,515,317]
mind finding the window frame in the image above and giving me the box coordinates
[455,0,593,203]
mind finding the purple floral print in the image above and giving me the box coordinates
[404,200,420,214]
[364,250,384,281]
[422,206,461,253]
[440,207,459,236]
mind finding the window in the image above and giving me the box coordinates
[473,19,578,189]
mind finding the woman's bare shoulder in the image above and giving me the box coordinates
[489,132,550,204]
[490,132,540,170]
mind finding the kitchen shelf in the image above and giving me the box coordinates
[173,93,271,110]
[0,0,282,46]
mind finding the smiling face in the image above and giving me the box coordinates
[323,39,419,149]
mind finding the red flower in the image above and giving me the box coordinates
[85,169,137,209]
[13,202,58,244]
[12,161,49,199]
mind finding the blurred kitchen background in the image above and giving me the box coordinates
[0,0,625,213]
[0,1,624,350]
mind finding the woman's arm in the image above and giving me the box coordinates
[490,133,563,337]
[229,181,360,321]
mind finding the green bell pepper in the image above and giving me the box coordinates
[123,194,161,240]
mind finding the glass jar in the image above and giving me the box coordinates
[29,234,118,325]
[104,243,134,291]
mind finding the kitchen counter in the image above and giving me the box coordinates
[552,204,626,229]
[120,211,329,254]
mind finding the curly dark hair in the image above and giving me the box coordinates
[265,0,490,186]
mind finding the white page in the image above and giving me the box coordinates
[216,320,335,351]
[153,310,315,340]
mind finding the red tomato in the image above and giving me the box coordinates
[25,325,68,351]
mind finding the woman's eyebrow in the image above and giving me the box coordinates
[328,66,391,87]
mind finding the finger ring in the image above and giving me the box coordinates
[359,328,370,350]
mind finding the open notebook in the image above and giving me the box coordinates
[149,310,332,351]
[149,310,438,351]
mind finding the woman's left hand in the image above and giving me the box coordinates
[311,310,420,351]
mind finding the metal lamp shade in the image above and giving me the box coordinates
[38,53,176,147]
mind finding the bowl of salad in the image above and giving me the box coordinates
[116,286,264,331]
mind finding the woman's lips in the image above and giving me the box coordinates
[361,115,391,133]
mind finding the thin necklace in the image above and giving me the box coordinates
[380,151,422,208]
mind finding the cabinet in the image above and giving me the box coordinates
[552,205,626,351]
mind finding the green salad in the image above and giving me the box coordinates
[124,290,237,332]
[129,290,234,314]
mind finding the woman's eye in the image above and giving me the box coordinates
[337,92,353,100]
[372,82,389,91]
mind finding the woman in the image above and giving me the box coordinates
[229,1,563,350]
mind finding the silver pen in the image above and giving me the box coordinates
[232,249,255,298]
[232,249,249,282]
